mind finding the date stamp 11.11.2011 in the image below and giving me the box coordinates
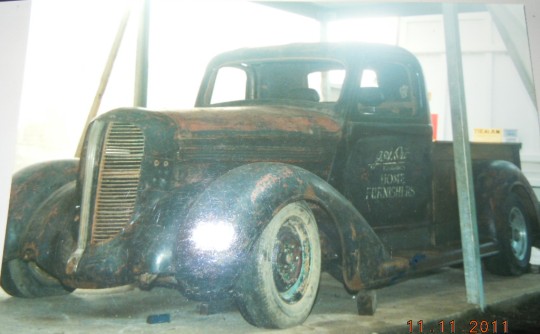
[407,319,509,333]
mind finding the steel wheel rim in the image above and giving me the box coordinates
[272,217,311,304]
[509,207,528,261]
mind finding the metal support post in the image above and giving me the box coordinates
[319,18,331,100]
[442,3,485,310]
[75,6,131,157]
[134,0,150,108]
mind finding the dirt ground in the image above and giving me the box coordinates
[0,267,539,333]
[482,297,540,334]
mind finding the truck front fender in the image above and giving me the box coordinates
[174,162,406,297]
[4,160,79,261]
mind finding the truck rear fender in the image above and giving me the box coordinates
[475,160,540,246]
[174,162,407,294]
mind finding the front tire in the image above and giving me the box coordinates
[485,193,532,276]
[235,201,321,328]
[1,259,74,298]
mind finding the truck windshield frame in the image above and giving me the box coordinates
[206,59,346,107]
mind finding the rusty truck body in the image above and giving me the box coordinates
[3,43,540,328]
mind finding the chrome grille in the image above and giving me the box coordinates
[91,122,145,244]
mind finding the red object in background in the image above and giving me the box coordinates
[431,114,438,141]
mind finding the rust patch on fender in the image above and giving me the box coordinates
[250,167,295,203]
[251,173,280,203]
[303,185,317,200]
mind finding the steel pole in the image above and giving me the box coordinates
[443,3,485,310]
[75,6,131,157]
[134,0,150,107]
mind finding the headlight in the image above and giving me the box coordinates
[191,221,236,252]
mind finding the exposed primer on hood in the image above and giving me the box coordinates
[160,105,342,139]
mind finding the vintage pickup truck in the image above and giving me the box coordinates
[3,43,540,329]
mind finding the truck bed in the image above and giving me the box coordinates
[432,141,522,246]
[433,141,521,167]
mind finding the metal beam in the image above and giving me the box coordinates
[258,2,486,21]
[75,6,131,157]
[134,0,150,108]
[443,4,485,310]
[319,16,331,100]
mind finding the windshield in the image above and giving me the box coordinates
[208,60,346,106]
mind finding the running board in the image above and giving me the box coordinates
[403,242,499,272]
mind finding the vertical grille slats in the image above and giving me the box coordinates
[91,122,145,244]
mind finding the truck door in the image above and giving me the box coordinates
[342,59,433,248]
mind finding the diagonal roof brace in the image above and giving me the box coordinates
[488,4,538,110]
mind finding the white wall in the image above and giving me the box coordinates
[13,0,319,172]
[399,10,540,186]
[0,1,32,275]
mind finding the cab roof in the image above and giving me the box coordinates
[206,42,421,68]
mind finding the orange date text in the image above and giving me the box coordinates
[407,319,509,333]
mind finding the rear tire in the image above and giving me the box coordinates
[1,259,74,298]
[235,201,321,328]
[485,193,532,276]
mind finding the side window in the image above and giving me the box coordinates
[211,67,247,104]
[308,69,345,102]
[357,63,416,117]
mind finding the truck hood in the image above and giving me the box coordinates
[93,105,343,179]
[97,105,342,140]
[161,105,342,138]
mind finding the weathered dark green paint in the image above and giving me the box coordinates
[3,43,540,303]
[4,160,79,261]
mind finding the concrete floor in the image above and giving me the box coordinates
[0,267,539,333]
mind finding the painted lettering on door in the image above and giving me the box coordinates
[365,146,416,200]
[369,146,409,170]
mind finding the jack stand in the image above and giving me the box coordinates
[356,290,377,315]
